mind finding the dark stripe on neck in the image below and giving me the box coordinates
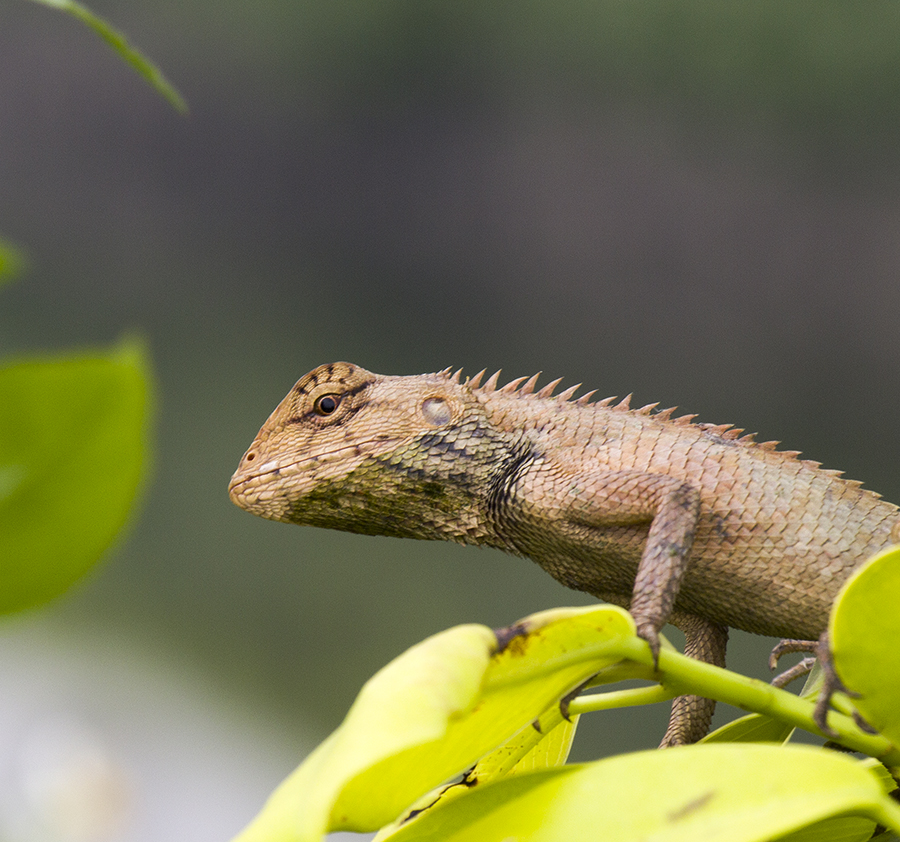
[486,438,537,530]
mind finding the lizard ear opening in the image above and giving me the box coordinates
[421,397,453,427]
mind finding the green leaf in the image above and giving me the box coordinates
[830,545,900,748]
[26,0,187,113]
[376,706,581,840]
[379,744,900,842]
[0,338,152,612]
[232,605,643,842]
[0,237,27,287]
[701,711,795,744]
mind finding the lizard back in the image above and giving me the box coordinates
[467,371,898,639]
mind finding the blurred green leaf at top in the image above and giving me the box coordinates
[0,338,153,613]
[27,0,188,113]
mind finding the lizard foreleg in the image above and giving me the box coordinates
[562,470,716,743]
[566,471,701,661]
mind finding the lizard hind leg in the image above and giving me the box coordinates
[659,613,728,747]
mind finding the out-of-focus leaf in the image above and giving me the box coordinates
[232,605,641,842]
[0,238,26,287]
[830,545,900,748]
[770,816,884,842]
[0,338,152,612]
[26,0,187,112]
[380,744,899,842]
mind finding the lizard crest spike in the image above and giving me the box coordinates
[467,369,487,389]
[483,370,502,392]
[499,376,528,394]
[230,361,899,747]
[519,372,542,395]
[536,377,564,398]
[557,383,581,402]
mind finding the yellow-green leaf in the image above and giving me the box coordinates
[0,339,152,612]
[232,605,641,842]
[380,744,900,842]
[830,545,900,747]
[376,706,580,840]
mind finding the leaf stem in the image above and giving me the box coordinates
[568,684,674,715]
[656,647,900,766]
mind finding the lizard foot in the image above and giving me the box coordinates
[770,634,869,739]
[770,636,841,736]
[808,632,868,738]
[812,634,861,739]
[769,638,818,688]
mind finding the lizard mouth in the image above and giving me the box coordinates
[228,438,402,502]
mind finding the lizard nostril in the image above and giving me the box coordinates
[245,452,256,463]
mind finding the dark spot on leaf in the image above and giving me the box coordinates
[494,621,529,654]
[667,791,715,821]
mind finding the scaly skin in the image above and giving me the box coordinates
[229,362,900,745]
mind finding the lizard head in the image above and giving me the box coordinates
[228,362,506,541]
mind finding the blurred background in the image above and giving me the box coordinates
[2,1,899,839]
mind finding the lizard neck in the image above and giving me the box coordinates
[292,422,527,547]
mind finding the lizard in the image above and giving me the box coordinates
[228,361,900,746]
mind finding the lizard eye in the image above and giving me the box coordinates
[314,394,341,416]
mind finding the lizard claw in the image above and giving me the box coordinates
[852,710,877,734]
[558,676,595,722]
[810,632,862,739]
[635,621,662,668]
[771,656,817,689]
[769,638,819,689]
[813,690,840,739]
[768,638,817,672]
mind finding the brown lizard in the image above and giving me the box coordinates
[228,362,900,745]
